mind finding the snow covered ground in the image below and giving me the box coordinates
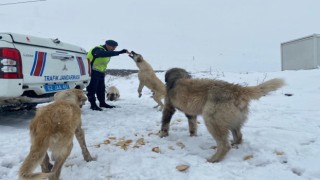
[0,68,319,180]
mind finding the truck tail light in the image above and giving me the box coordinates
[1,66,17,72]
[0,48,23,79]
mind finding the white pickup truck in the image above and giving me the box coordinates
[0,32,90,111]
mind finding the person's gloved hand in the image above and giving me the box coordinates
[120,49,129,54]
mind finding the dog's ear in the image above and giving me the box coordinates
[80,94,87,102]
[77,91,87,108]
[72,89,87,103]
[165,68,191,89]
[136,55,143,62]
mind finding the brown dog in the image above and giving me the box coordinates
[19,89,94,180]
[106,86,120,101]
[159,68,285,163]
[129,51,166,110]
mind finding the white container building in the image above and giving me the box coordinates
[281,34,320,71]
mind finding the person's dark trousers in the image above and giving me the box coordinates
[86,70,105,111]
[86,70,115,110]
[97,75,116,108]
[97,87,115,108]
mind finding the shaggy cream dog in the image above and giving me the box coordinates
[19,89,94,180]
[159,68,285,163]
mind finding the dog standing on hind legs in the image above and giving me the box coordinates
[129,51,166,110]
[19,89,94,180]
[159,68,285,163]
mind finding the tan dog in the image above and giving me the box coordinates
[159,68,285,163]
[19,89,94,180]
[106,86,120,101]
[129,51,166,110]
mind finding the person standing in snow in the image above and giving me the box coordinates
[86,40,129,111]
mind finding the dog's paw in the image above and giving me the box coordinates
[231,139,243,146]
[159,130,169,138]
[84,155,96,162]
[153,105,163,112]
[207,157,220,163]
[207,154,224,163]
[189,132,197,137]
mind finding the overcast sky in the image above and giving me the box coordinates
[1,0,320,72]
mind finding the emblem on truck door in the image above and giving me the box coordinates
[62,64,68,71]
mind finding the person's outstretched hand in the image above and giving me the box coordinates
[120,49,129,54]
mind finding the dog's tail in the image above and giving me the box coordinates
[18,140,52,180]
[246,78,285,100]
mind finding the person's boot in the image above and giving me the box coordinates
[91,104,102,111]
[97,94,115,109]
[99,102,116,109]
[89,99,102,111]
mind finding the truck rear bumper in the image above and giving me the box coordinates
[0,96,53,107]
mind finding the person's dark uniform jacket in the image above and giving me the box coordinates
[86,45,127,110]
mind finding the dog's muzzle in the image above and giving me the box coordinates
[129,51,137,59]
